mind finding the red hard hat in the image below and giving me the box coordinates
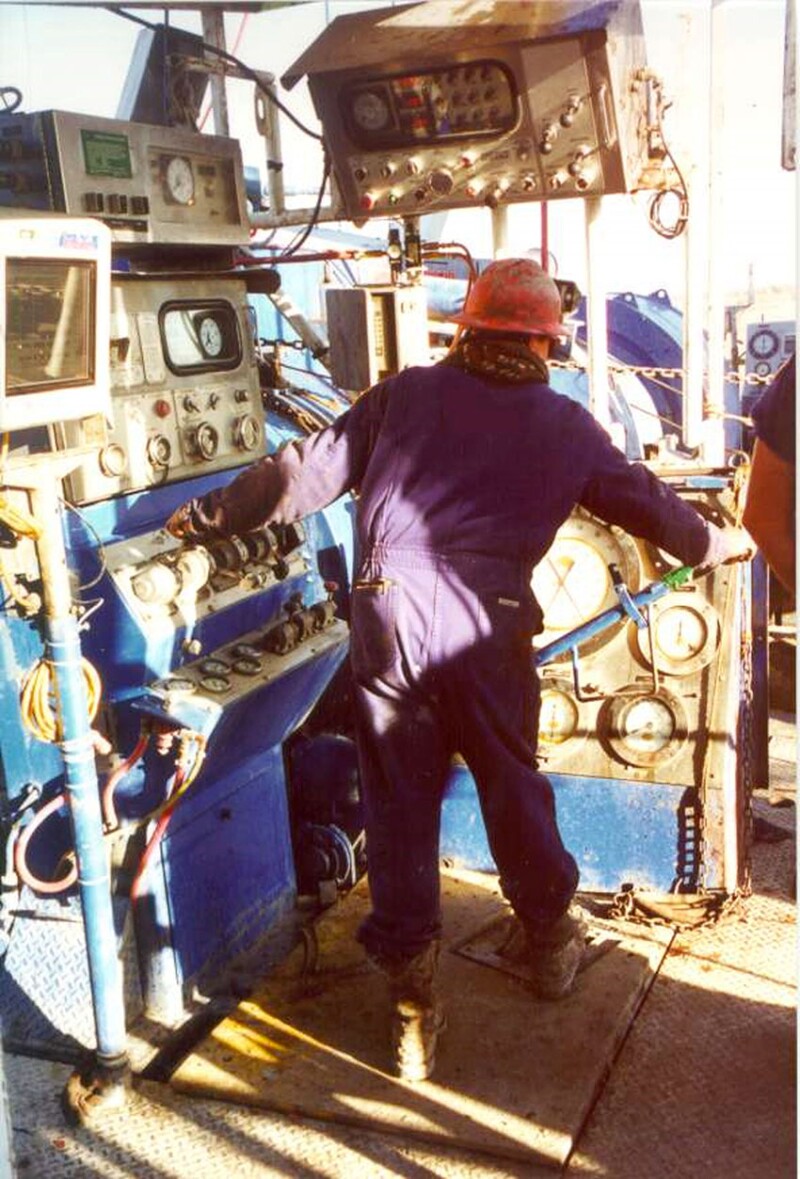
[451,258,564,339]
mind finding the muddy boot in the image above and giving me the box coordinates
[372,940,445,1082]
[525,909,589,1001]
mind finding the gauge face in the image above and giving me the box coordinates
[164,155,195,205]
[198,315,224,358]
[200,674,231,695]
[232,657,262,677]
[232,643,262,660]
[749,327,779,359]
[532,513,641,656]
[637,594,720,676]
[538,688,580,746]
[199,658,230,676]
[603,690,687,768]
[351,89,391,132]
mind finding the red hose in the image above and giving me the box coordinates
[101,731,151,831]
[14,793,78,895]
[129,769,186,903]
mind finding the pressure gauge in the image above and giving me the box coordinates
[199,658,230,676]
[232,643,262,660]
[532,512,641,656]
[602,689,687,768]
[538,687,580,747]
[637,593,720,676]
[351,89,391,132]
[197,314,224,358]
[748,327,779,360]
[200,674,231,695]
[232,656,262,677]
[163,155,195,205]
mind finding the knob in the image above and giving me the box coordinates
[175,547,213,595]
[380,161,396,179]
[183,395,201,413]
[428,168,454,196]
[359,191,377,211]
[406,158,421,176]
[560,97,582,128]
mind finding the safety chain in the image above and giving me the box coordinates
[608,883,750,932]
[550,358,775,387]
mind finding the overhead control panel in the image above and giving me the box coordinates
[54,274,264,504]
[283,0,658,220]
[0,110,249,245]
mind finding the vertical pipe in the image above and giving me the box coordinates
[584,196,611,431]
[704,0,727,465]
[491,203,509,257]
[27,472,127,1068]
[540,201,549,271]
[201,7,229,137]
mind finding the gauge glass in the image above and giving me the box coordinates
[749,328,779,359]
[164,155,195,205]
[351,90,391,132]
[654,605,708,663]
[200,674,230,695]
[233,657,262,677]
[538,689,579,746]
[619,697,676,754]
[198,315,224,358]
[637,594,719,676]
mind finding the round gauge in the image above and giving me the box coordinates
[199,658,230,676]
[198,315,224,358]
[602,689,688,768]
[538,687,580,746]
[232,643,262,660]
[200,674,231,695]
[755,361,772,378]
[636,594,720,676]
[156,676,196,696]
[233,656,262,677]
[748,327,779,360]
[351,89,391,132]
[532,512,641,657]
[164,155,195,205]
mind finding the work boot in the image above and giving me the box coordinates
[525,909,589,1001]
[371,940,445,1082]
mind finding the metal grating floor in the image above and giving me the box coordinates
[4,719,796,1179]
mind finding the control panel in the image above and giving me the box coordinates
[283,0,656,220]
[0,111,248,245]
[55,274,264,504]
[531,486,738,789]
[104,523,310,631]
[745,320,796,383]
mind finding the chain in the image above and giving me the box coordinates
[550,358,775,387]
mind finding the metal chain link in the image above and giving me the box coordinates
[550,358,774,387]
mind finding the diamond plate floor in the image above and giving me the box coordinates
[4,720,796,1179]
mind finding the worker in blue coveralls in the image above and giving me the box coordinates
[166,259,752,1082]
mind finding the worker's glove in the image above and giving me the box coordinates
[695,522,755,576]
[165,499,216,543]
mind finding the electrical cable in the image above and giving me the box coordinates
[61,498,109,591]
[277,151,332,259]
[19,657,102,745]
[647,99,689,239]
[101,728,151,830]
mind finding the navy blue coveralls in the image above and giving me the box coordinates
[182,364,710,960]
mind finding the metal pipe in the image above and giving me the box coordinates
[13,460,127,1071]
[584,196,611,431]
[200,7,229,137]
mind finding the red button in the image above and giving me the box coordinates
[154,399,172,418]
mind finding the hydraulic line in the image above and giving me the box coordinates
[101,729,152,831]
[13,792,78,894]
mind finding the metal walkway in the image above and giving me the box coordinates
[4,714,796,1179]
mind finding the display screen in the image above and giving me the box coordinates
[81,129,133,178]
[341,60,519,148]
[160,300,241,372]
[6,258,95,393]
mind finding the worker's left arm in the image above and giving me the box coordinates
[166,381,390,541]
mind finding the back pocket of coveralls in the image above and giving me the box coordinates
[350,579,400,681]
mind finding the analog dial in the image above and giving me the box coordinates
[538,688,580,746]
[749,327,779,359]
[199,658,230,676]
[351,89,391,132]
[156,676,195,695]
[637,594,720,676]
[198,315,224,358]
[200,674,230,695]
[164,155,195,205]
[603,689,687,768]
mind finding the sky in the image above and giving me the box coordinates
[0,0,796,313]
